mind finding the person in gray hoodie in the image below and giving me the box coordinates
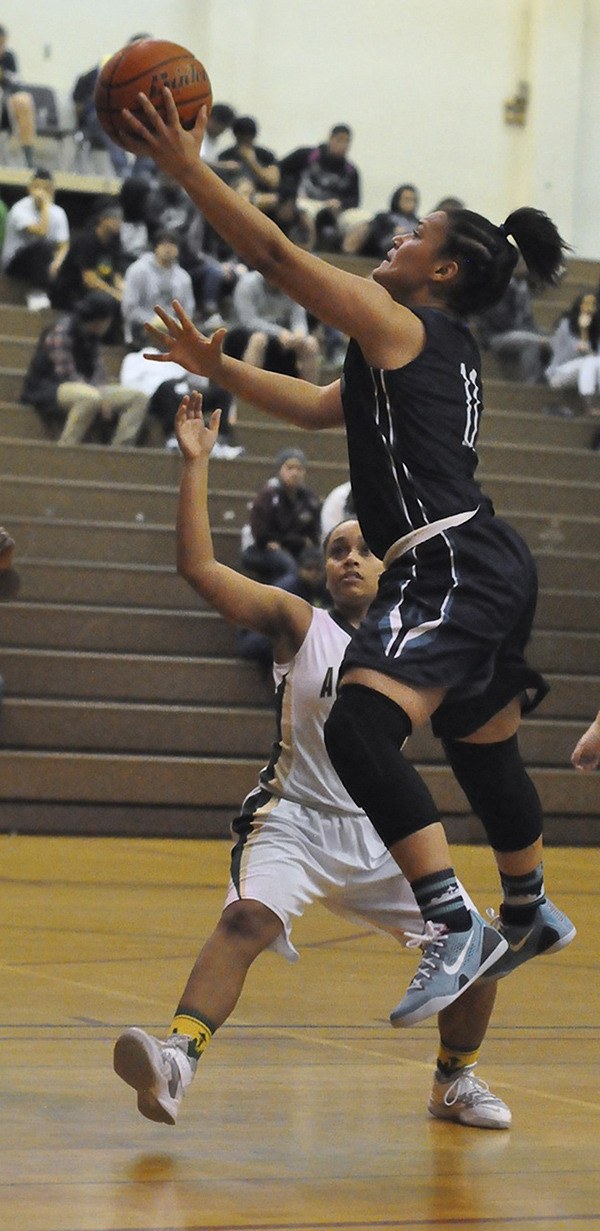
[121,230,196,347]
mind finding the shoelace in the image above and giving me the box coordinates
[404,920,448,989]
[441,1065,501,1110]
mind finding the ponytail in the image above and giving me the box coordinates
[441,206,570,315]
[503,207,570,288]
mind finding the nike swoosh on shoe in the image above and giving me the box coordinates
[442,937,472,975]
[507,929,535,953]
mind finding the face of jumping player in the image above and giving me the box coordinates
[372,210,455,305]
[324,519,382,621]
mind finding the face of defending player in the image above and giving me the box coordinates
[372,210,458,307]
[324,520,382,622]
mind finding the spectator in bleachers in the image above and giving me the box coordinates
[475,256,551,385]
[0,523,19,601]
[1,168,69,307]
[144,171,239,325]
[544,291,600,416]
[200,102,236,167]
[20,290,147,446]
[218,115,280,210]
[240,445,322,586]
[341,182,420,256]
[50,202,126,339]
[119,175,152,263]
[121,315,244,455]
[433,195,465,213]
[262,186,316,252]
[121,230,195,347]
[230,267,321,384]
[0,25,36,167]
[281,124,368,252]
[71,34,150,178]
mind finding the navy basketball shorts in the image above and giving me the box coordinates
[340,516,548,739]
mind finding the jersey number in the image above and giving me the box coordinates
[460,362,480,449]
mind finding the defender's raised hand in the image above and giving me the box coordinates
[175,392,222,462]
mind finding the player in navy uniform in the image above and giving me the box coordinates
[114,391,511,1130]
[120,89,576,1027]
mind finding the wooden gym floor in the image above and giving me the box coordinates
[1,835,599,1231]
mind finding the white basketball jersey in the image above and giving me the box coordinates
[260,606,363,815]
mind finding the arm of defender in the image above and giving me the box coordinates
[176,394,313,658]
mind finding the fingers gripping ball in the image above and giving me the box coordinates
[94,38,212,146]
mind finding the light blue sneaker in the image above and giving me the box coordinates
[390,911,508,1028]
[481,898,576,981]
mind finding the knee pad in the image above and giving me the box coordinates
[442,734,542,852]
[324,684,440,848]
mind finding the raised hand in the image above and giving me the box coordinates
[175,392,222,461]
[119,85,207,178]
[144,300,227,378]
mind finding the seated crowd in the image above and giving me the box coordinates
[2,28,598,455]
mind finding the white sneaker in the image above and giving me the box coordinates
[113,1027,195,1125]
[211,440,245,459]
[428,1064,512,1129]
[26,290,51,311]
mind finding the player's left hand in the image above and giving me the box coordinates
[119,85,207,174]
[144,299,226,379]
[175,391,221,461]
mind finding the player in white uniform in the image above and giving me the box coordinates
[113,392,511,1131]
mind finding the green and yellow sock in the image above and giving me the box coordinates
[170,1011,215,1063]
[436,1042,480,1080]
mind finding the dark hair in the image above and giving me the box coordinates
[390,183,419,214]
[232,115,257,141]
[322,516,360,553]
[153,229,180,248]
[74,291,115,322]
[210,102,236,126]
[119,174,151,221]
[330,124,351,138]
[93,197,123,223]
[128,32,152,43]
[434,195,464,213]
[565,291,600,350]
[31,167,53,182]
[439,206,570,315]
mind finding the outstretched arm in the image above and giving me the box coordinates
[147,301,344,430]
[176,392,312,658]
[121,90,422,368]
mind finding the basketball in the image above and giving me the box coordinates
[94,38,212,147]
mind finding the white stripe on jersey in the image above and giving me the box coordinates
[460,362,481,448]
[265,607,363,815]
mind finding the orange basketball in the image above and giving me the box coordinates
[94,38,212,147]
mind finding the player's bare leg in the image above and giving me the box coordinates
[113,901,282,1124]
[432,978,511,1128]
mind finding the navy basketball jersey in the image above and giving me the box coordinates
[340,307,495,560]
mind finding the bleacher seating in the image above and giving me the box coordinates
[0,254,598,842]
